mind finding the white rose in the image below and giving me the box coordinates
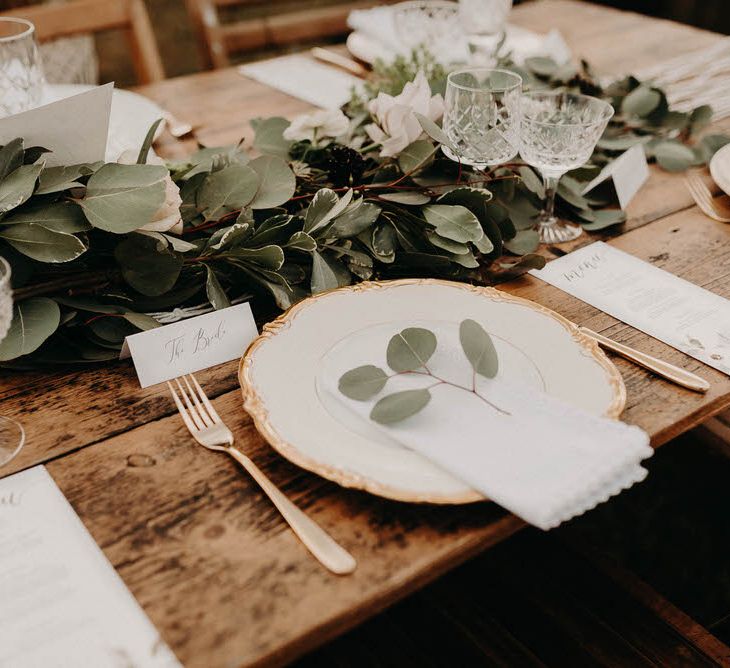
[283,108,350,143]
[365,71,445,158]
[117,150,183,235]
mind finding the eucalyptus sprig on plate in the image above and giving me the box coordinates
[338,319,510,424]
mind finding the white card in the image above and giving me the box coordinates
[122,303,259,388]
[531,241,730,376]
[582,144,650,210]
[0,466,181,667]
[240,54,362,109]
[0,83,112,166]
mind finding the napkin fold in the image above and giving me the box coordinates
[322,324,651,530]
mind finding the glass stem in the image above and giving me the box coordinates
[542,174,559,222]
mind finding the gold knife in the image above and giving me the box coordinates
[580,327,710,393]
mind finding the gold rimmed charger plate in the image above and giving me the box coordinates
[238,279,626,505]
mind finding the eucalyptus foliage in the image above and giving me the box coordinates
[1,48,727,367]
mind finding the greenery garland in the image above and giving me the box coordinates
[0,49,727,367]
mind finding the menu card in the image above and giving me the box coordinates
[0,466,181,667]
[531,241,730,375]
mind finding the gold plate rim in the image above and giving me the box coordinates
[238,278,627,505]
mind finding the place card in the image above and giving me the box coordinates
[122,303,258,387]
[582,144,650,209]
[0,83,112,166]
[240,54,362,109]
[531,241,730,376]
[0,466,181,666]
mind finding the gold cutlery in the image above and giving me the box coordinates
[685,171,730,223]
[168,374,357,575]
[162,111,195,139]
[310,47,368,78]
[580,327,710,393]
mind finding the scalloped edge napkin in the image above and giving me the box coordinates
[322,323,652,530]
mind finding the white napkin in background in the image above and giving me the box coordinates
[240,55,363,110]
[321,323,652,530]
[347,7,571,66]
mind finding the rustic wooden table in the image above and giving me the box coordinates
[3,1,730,666]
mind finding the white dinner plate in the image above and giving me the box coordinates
[710,143,730,197]
[239,279,626,504]
[42,84,165,161]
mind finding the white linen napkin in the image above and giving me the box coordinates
[321,323,652,530]
[347,7,571,66]
[239,55,362,110]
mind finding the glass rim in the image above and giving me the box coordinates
[521,90,614,128]
[0,256,11,290]
[0,17,35,43]
[393,0,460,11]
[446,67,523,92]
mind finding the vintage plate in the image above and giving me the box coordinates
[238,279,626,504]
[710,143,730,197]
[42,84,165,161]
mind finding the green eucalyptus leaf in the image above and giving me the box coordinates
[503,229,540,255]
[0,298,60,361]
[79,164,167,233]
[370,389,431,424]
[122,312,161,330]
[115,233,183,296]
[387,327,437,372]
[518,166,545,198]
[0,163,43,214]
[379,192,431,205]
[197,164,259,220]
[695,134,730,164]
[581,209,627,230]
[137,119,163,165]
[525,56,559,77]
[597,135,650,152]
[251,116,293,158]
[459,318,498,378]
[398,139,437,174]
[339,364,388,400]
[423,204,483,243]
[414,112,456,150]
[689,105,713,133]
[2,201,90,233]
[622,85,661,117]
[248,155,296,209]
[495,253,546,280]
[653,140,696,172]
[35,164,88,195]
[205,265,231,310]
[0,223,87,262]
[0,139,24,181]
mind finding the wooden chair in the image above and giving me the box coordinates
[3,0,164,84]
[185,0,380,69]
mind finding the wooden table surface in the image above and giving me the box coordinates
[3,1,730,666]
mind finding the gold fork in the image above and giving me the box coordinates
[685,171,730,223]
[168,374,357,575]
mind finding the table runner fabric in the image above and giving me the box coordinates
[322,326,652,530]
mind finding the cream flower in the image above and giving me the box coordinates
[283,109,350,143]
[117,150,183,235]
[365,71,445,158]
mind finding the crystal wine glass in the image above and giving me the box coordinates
[0,17,45,118]
[0,257,25,468]
[392,1,462,57]
[442,68,522,169]
[520,91,614,244]
[458,0,513,64]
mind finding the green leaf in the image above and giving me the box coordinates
[0,138,24,181]
[423,204,483,243]
[2,201,90,233]
[338,365,389,400]
[0,163,43,214]
[370,389,431,424]
[581,209,627,231]
[689,105,713,133]
[79,164,167,233]
[495,253,546,280]
[251,116,293,158]
[230,245,285,270]
[525,56,559,77]
[137,119,163,164]
[518,166,545,198]
[286,230,317,251]
[115,233,183,296]
[653,140,696,172]
[695,134,730,164]
[459,319,498,378]
[0,223,87,262]
[622,85,661,117]
[398,139,437,174]
[414,113,456,150]
[503,229,540,255]
[426,230,469,254]
[197,164,259,220]
[35,164,87,195]
[327,201,381,237]
[304,188,353,234]
[597,135,650,152]
[387,327,437,372]
[310,250,348,293]
[122,312,161,330]
[205,265,231,310]
[379,192,431,205]
[207,222,252,251]
[0,298,60,361]
[248,155,296,209]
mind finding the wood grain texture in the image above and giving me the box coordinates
[3,1,730,666]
